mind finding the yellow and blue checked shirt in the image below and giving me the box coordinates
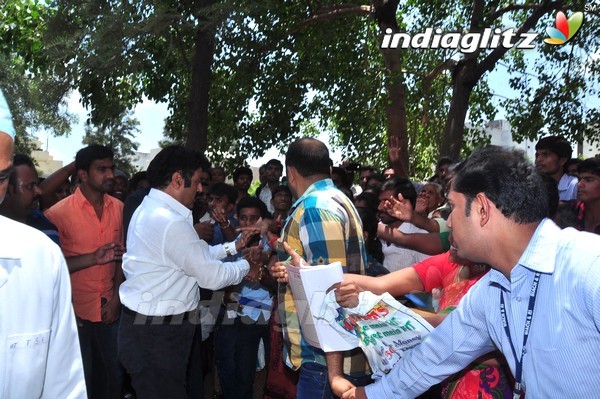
[277,178,370,376]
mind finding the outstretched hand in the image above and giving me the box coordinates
[93,242,124,265]
[385,193,413,222]
[388,135,402,165]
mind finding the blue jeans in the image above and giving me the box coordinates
[214,314,269,399]
[297,362,372,399]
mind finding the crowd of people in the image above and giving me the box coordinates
[1,85,599,399]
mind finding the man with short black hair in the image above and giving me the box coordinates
[576,157,600,234]
[358,165,377,192]
[0,153,60,245]
[233,165,253,203]
[535,135,578,202]
[208,182,239,245]
[45,144,125,399]
[118,145,257,398]
[257,158,283,214]
[341,145,600,399]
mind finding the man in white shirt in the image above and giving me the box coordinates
[0,89,86,398]
[535,135,578,202]
[118,145,256,399]
[256,158,283,214]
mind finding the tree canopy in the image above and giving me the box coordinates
[3,0,599,178]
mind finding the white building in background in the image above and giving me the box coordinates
[130,147,162,172]
[477,119,599,160]
[30,141,64,177]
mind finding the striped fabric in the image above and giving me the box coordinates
[366,218,600,398]
[277,178,369,376]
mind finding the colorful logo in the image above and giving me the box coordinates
[544,11,584,45]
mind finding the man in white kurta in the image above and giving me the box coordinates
[0,89,85,398]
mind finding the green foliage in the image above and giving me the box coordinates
[82,111,140,176]
[0,0,74,156]
[503,3,600,147]
[4,0,596,181]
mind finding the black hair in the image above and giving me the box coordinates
[452,145,550,224]
[359,165,378,174]
[331,166,350,188]
[128,171,148,192]
[436,156,454,170]
[271,184,292,197]
[381,177,418,209]
[146,145,210,189]
[209,182,238,205]
[236,195,270,219]
[233,166,253,182]
[9,153,35,187]
[535,136,572,159]
[357,206,383,263]
[354,191,379,211]
[266,159,283,171]
[285,137,330,177]
[75,145,114,171]
[577,157,600,176]
[564,158,581,173]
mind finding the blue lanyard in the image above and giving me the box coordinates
[499,272,541,399]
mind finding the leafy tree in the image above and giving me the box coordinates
[0,0,73,155]
[28,0,600,180]
[82,111,140,176]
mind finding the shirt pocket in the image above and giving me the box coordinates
[4,330,51,398]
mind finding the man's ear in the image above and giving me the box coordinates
[77,169,87,183]
[286,166,296,185]
[171,171,184,189]
[474,193,491,227]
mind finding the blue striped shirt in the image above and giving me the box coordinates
[366,218,600,398]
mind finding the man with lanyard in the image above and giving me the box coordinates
[338,145,600,399]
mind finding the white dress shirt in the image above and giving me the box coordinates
[365,219,600,398]
[120,189,249,316]
[0,216,86,398]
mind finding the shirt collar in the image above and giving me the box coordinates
[488,218,558,288]
[290,178,334,210]
[72,186,114,209]
[148,188,192,219]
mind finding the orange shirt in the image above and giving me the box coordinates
[46,188,123,322]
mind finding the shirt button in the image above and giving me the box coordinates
[515,297,521,302]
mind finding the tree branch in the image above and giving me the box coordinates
[475,0,565,78]
[489,3,541,21]
[288,5,372,36]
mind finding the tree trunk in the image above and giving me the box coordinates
[186,23,214,153]
[440,0,563,160]
[373,0,409,173]
[440,59,478,159]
